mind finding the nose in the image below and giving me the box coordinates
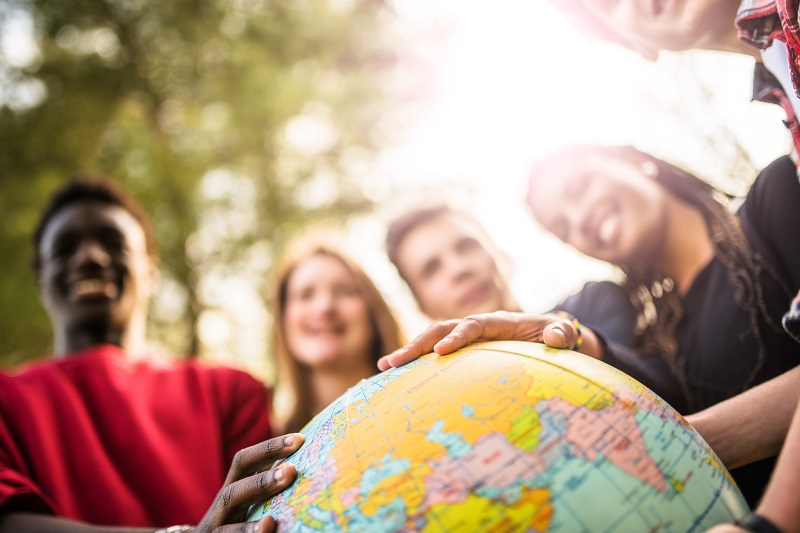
[560,210,592,251]
[443,253,474,282]
[312,290,337,313]
[70,240,111,270]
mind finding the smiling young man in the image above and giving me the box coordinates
[0,179,300,533]
[385,204,521,322]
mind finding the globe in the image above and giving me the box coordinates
[249,340,748,532]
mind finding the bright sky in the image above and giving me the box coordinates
[338,0,792,339]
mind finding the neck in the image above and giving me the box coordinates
[54,311,147,359]
[701,25,761,59]
[504,295,523,313]
[309,359,376,415]
[658,198,715,296]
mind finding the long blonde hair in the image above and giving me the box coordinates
[269,236,406,433]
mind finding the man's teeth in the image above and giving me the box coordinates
[72,279,118,297]
[598,214,618,245]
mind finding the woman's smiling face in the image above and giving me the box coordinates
[527,150,669,269]
[283,254,374,372]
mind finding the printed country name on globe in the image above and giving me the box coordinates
[405,355,468,394]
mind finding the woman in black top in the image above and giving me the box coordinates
[527,145,800,506]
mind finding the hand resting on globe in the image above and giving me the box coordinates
[377,311,603,371]
[193,433,305,533]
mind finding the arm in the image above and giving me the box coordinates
[377,311,595,371]
[704,387,800,533]
[377,310,691,413]
[686,366,800,470]
[0,434,305,533]
[749,392,800,533]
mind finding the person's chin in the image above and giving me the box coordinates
[70,298,113,316]
[467,294,504,316]
[298,346,343,367]
[68,310,114,334]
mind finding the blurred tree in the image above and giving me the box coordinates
[0,0,411,375]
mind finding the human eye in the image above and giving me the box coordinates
[419,259,440,280]
[455,237,480,253]
[334,283,360,298]
[99,230,127,252]
[50,240,76,260]
[289,286,315,303]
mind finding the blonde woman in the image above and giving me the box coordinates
[270,235,406,433]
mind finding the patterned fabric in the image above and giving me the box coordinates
[778,0,800,96]
[753,62,800,155]
[737,0,785,48]
[738,0,800,160]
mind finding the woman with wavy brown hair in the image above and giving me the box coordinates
[269,233,406,433]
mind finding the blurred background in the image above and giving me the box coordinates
[0,0,791,381]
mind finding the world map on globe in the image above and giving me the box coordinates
[249,340,749,532]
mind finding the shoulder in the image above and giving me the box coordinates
[737,155,800,285]
[0,347,114,386]
[132,356,270,395]
[742,155,798,215]
[180,359,271,395]
[738,155,800,241]
[558,280,631,312]
[575,280,628,298]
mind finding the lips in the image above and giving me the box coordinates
[458,282,492,309]
[652,0,670,16]
[305,323,347,337]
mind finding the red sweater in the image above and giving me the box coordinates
[0,345,272,527]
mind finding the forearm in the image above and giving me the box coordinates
[0,513,158,533]
[686,366,800,469]
[755,395,800,533]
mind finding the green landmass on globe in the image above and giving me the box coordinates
[248,340,748,532]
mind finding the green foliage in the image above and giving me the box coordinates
[0,0,405,372]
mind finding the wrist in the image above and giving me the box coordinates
[734,513,784,533]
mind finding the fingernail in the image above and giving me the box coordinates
[254,520,262,533]
[552,327,567,348]
[438,336,452,345]
[283,435,295,446]
[274,466,284,481]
